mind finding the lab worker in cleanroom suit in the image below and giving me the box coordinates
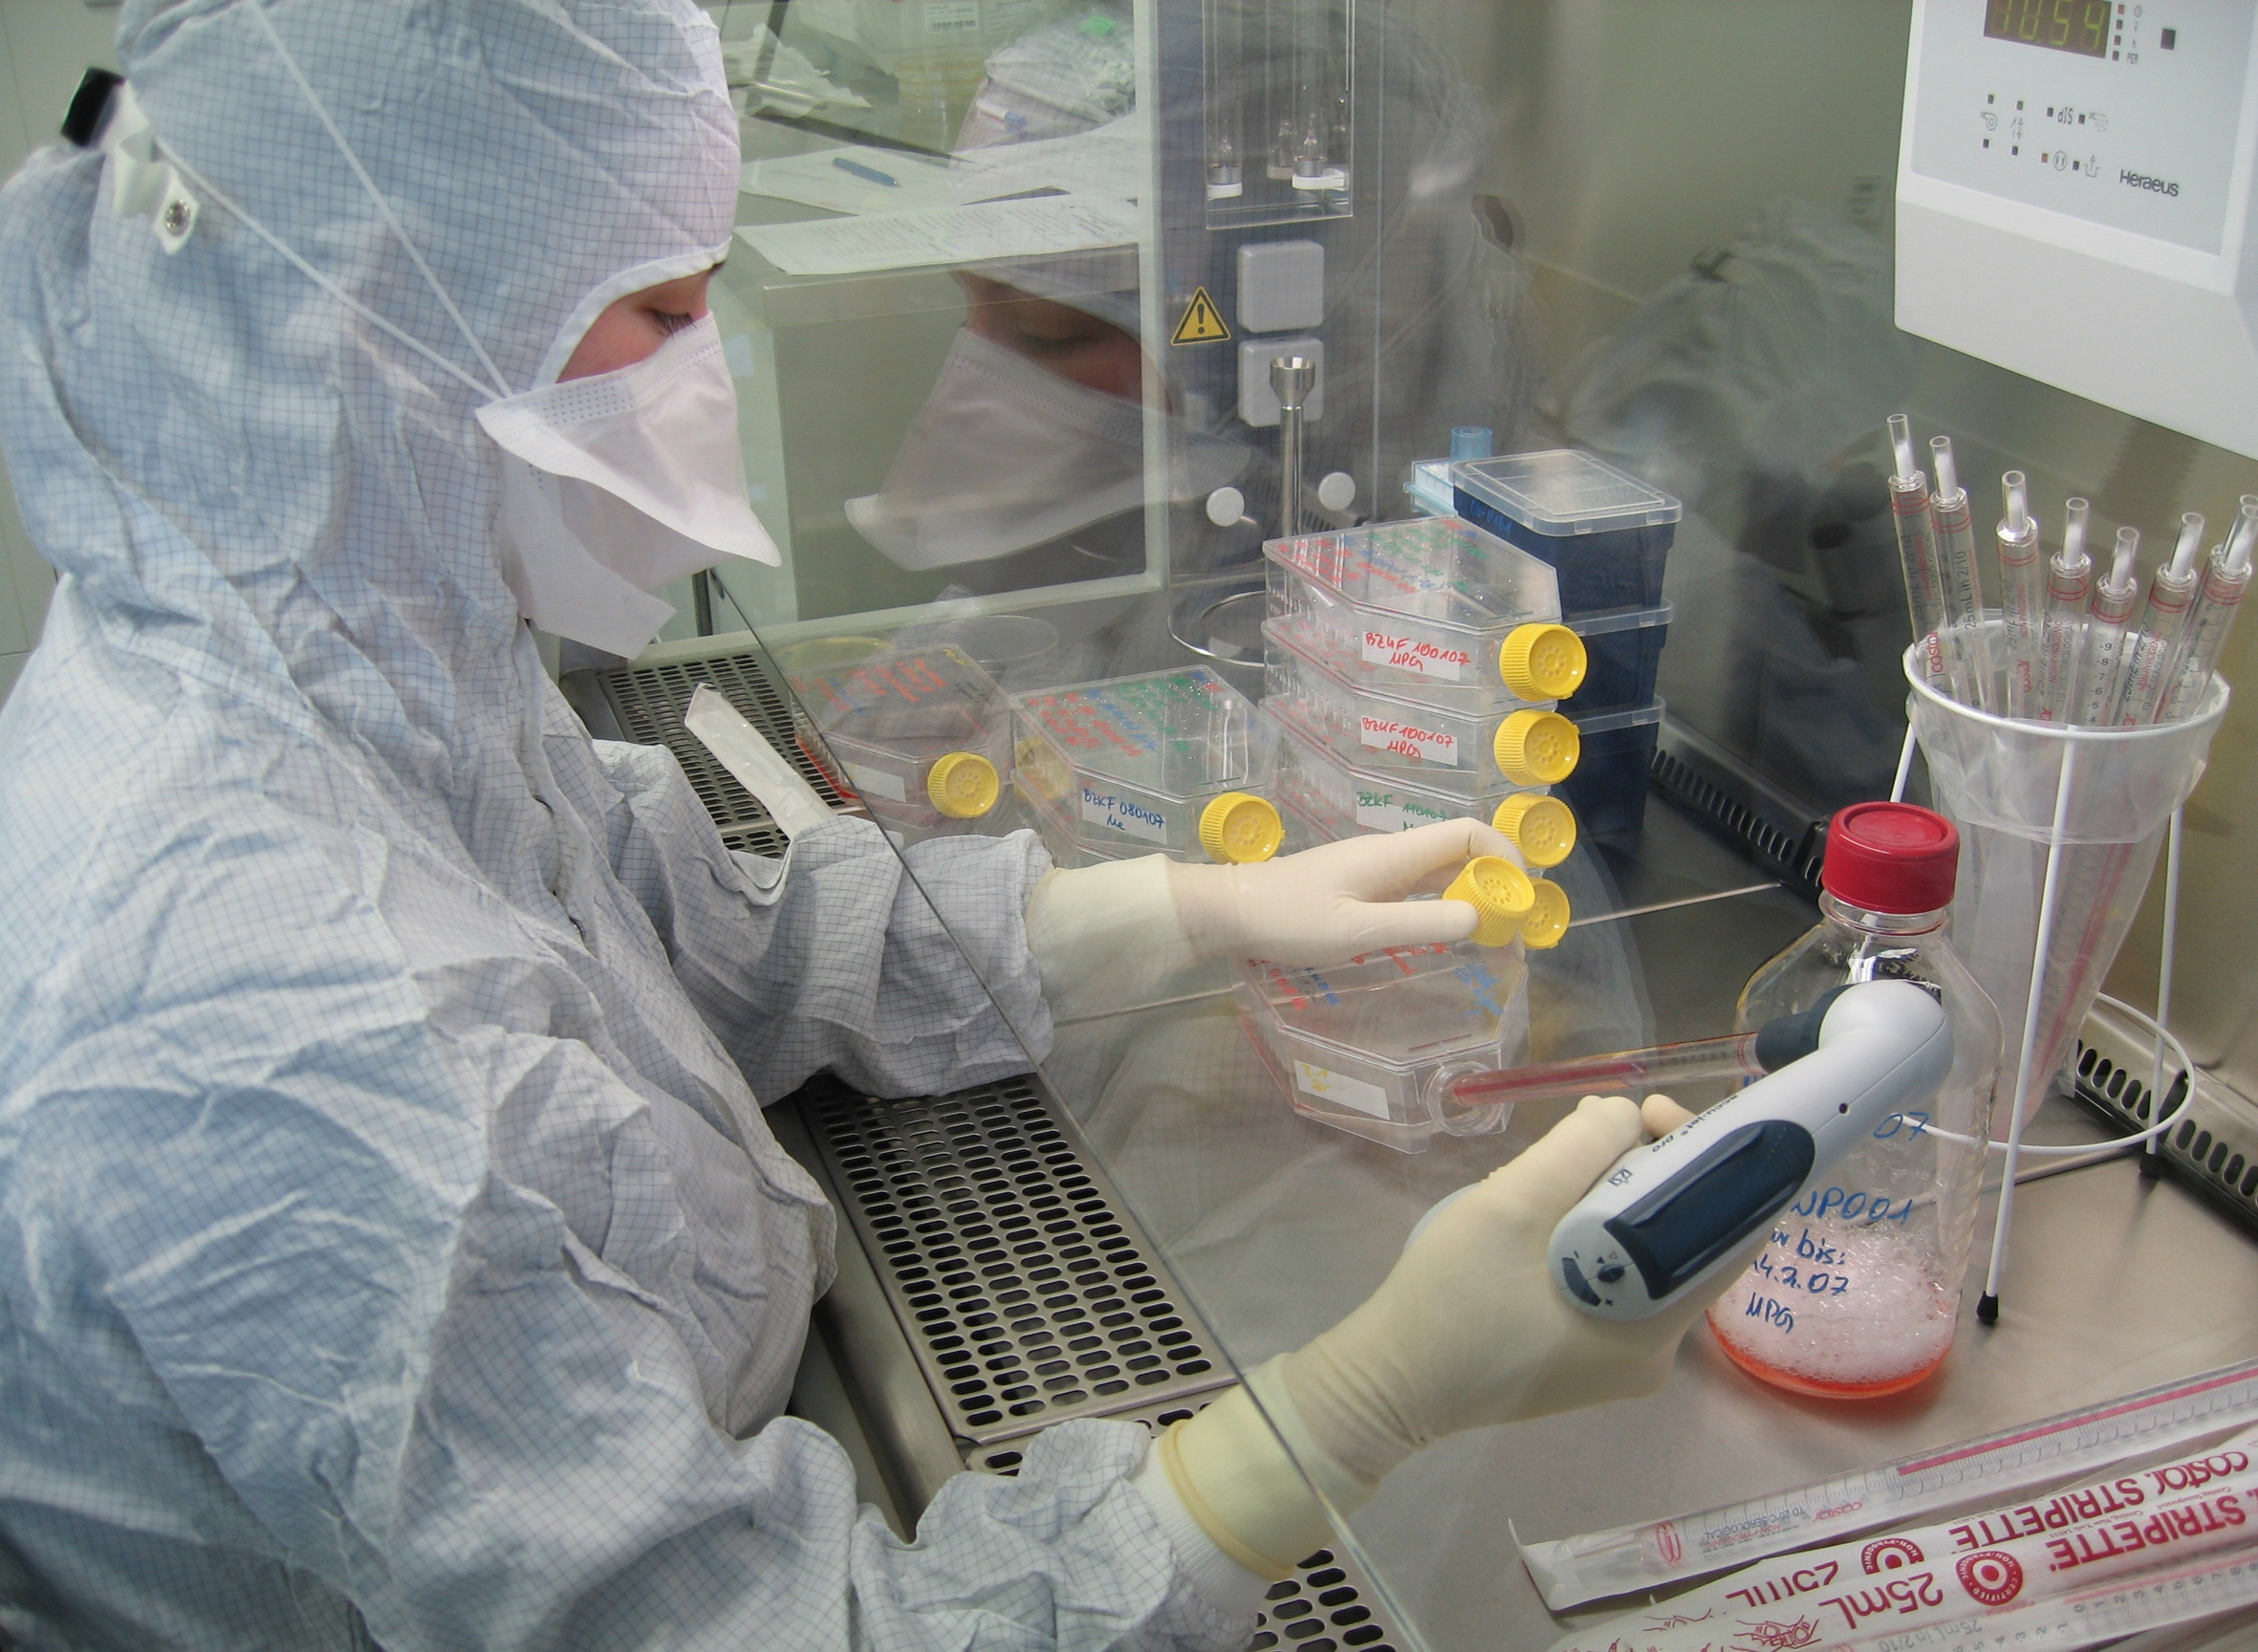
[0,2,1732,1645]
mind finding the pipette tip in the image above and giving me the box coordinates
[2227,496,2258,576]
[2002,470,2029,535]
[2170,512,2204,578]
[2061,498,2091,568]
[1928,434,1961,502]
[1887,414,1918,484]
[2110,526,2139,590]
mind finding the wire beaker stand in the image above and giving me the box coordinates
[1902,624,2227,1315]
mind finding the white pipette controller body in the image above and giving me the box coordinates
[1549,980,1952,1320]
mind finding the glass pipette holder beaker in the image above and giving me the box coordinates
[1906,624,2229,1125]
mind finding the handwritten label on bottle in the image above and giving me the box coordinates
[1080,786,1169,844]
[1294,1060,1389,1118]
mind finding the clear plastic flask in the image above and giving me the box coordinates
[1706,802,2003,1400]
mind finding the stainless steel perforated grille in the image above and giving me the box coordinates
[596,648,854,857]
[799,1075,1234,1444]
[971,1400,1405,1652]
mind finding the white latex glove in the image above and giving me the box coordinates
[1166,818,1520,966]
[1154,1094,1757,1578]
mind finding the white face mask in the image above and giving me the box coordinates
[846,327,1248,572]
[476,314,778,657]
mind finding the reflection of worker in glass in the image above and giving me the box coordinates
[850,0,1532,595]
[847,258,1248,594]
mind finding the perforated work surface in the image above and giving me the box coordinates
[799,1075,1234,1444]
[597,647,855,857]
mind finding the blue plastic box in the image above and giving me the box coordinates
[1563,602,1672,716]
[1556,700,1663,840]
[1452,450,1680,616]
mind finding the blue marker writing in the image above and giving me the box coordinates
[834,156,899,187]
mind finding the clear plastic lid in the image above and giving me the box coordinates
[1452,449,1683,537]
[788,645,1002,746]
[1570,599,1675,638]
[1011,667,1268,799]
[1264,515,1560,636]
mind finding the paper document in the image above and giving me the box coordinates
[736,195,1138,277]
[741,146,956,216]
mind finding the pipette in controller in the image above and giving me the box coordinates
[1447,1032,1768,1113]
[1994,470,2043,718]
[2072,527,2141,727]
[1886,416,1953,699]
[1927,435,1995,708]
[1547,981,1951,1319]
[2033,497,2092,722]
[2160,494,2257,723]
[2109,511,2204,727]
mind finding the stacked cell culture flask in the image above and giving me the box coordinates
[1706,803,2002,1400]
[787,644,1013,844]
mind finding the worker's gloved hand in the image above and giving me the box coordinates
[1166,818,1519,967]
[1151,1094,1748,1578]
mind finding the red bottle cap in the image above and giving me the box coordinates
[1822,802,1959,915]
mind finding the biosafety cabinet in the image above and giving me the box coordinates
[603,3,2258,1647]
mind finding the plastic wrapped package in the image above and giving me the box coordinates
[1263,622,1580,793]
[1234,938,1532,1153]
[788,645,1015,841]
[1451,448,1681,615]
[1560,601,1672,715]
[1010,666,1292,863]
[1554,700,1664,841]
[1261,515,1573,710]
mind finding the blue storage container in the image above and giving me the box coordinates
[1563,601,1672,715]
[1452,449,1680,616]
[1556,700,1663,840]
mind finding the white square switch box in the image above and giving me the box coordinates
[1236,241,1324,335]
[1238,337,1324,428]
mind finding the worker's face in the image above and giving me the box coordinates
[955,273,1145,403]
[558,268,715,380]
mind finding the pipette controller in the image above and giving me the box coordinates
[1549,981,1951,1320]
[2072,527,2141,727]
[1994,470,2043,718]
[2161,494,2257,723]
[2033,497,2092,722]
[1927,435,1995,708]
[1886,416,1952,697]
[2110,511,2204,727]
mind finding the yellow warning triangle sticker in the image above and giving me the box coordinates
[1171,287,1231,345]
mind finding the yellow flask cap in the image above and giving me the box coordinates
[925,750,1001,818]
[1498,622,1587,702]
[1493,709,1580,786]
[1521,877,1572,948]
[1199,792,1286,863]
[1489,793,1577,869]
[1443,855,1535,948]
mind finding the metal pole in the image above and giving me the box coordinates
[1270,354,1314,540]
[2143,805,2185,1178]
[1978,734,2080,1324]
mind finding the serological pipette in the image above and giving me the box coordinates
[1445,1031,1768,1111]
[2072,527,2141,726]
[2109,511,2204,726]
[1994,470,2043,718]
[1927,435,1995,708]
[1886,416,1953,698]
[2033,498,2092,722]
[2161,493,2257,722]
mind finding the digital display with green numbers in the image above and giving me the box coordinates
[1985,0,2112,57]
